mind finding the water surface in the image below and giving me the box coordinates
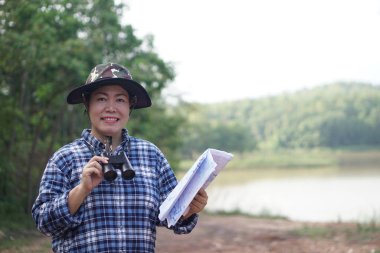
[207,175,380,222]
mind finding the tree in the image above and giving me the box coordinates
[179,103,257,158]
[0,0,180,218]
[179,82,380,151]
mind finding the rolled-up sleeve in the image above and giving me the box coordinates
[172,213,199,234]
[32,159,83,237]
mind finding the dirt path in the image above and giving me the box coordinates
[156,215,380,253]
[2,215,379,253]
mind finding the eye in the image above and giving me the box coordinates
[97,97,106,102]
[116,97,127,103]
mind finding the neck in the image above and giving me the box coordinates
[90,131,122,149]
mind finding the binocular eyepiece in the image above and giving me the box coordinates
[102,151,135,181]
[101,136,135,182]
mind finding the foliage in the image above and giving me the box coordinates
[179,102,257,158]
[0,0,182,218]
[180,83,380,152]
[356,218,380,234]
[128,102,185,169]
[205,209,288,220]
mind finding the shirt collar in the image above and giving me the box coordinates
[81,129,130,153]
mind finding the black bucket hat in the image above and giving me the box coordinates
[67,63,152,109]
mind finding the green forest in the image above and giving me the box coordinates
[0,0,183,223]
[179,82,380,157]
[1,0,380,229]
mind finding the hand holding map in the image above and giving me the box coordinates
[159,148,233,227]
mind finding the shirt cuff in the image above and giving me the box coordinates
[59,190,84,227]
[174,213,199,234]
[179,213,198,226]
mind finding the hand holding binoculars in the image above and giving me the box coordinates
[101,136,135,182]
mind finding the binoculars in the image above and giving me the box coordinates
[102,151,135,181]
[101,136,135,182]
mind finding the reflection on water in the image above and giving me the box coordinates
[206,176,380,222]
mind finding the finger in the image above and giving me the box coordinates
[91,155,109,164]
[91,167,103,178]
[189,201,204,212]
[192,198,207,208]
[84,161,101,172]
[197,188,208,198]
[193,192,208,203]
[190,201,203,209]
[91,160,103,170]
[195,191,208,199]
[83,167,103,178]
[191,196,207,208]
[85,156,108,171]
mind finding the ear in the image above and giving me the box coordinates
[130,95,137,109]
[82,92,91,106]
[83,103,89,115]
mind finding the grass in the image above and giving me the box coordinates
[208,209,380,244]
[201,167,342,186]
[0,214,46,251]
[0,229,48,250]
[179,148,380,171]
[205,208,288,220]
[290,219,380,242]
[290,225,335,238]
[176,148,380,185]
[356,218,380,234]
[0,214,35,231]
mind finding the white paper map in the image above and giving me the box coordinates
[159,148,233,227]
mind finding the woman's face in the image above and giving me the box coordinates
[88,85,131,141]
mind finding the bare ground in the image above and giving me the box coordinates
[156,215,380,253]
[1,214,380,253]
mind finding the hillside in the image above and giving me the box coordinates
[180,82,380,154]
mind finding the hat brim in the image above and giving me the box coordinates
[66,78,152,109]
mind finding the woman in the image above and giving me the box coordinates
[32,63,208,253]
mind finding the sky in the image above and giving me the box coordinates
[124,0,380,103]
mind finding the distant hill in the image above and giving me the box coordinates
[179,82,380,153]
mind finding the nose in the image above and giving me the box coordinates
[105,100,116,112]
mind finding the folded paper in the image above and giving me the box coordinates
[159,148,233,227]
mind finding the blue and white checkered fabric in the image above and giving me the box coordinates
[32,129,198,253]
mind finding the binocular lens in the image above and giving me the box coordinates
[103,164,118,181]
[101,152,136,182]
[122,158,135,180]
[122,169,135,180]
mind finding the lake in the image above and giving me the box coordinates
[206,175,380,222]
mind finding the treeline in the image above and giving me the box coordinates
[180,82,380,156]
[0,1,184,218]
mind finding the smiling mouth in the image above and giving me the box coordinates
[102,117,119,123]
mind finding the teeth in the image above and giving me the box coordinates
[103,117,117,121]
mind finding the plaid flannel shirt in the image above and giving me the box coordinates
[32,129,198,253]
